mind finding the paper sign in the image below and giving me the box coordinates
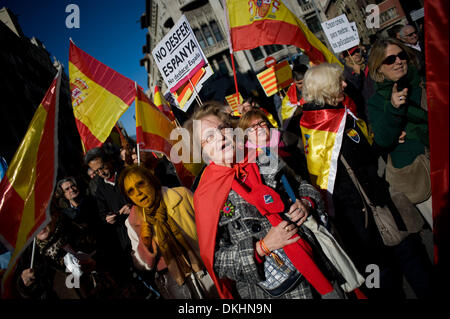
[321,14,360,53]
[152,15,207,93]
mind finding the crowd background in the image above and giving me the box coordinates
[0,22,438,299]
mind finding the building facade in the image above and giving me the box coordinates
[140,0,334,101]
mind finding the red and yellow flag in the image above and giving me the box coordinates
[69,41,135,152]
[225,93,243,113]
[225,0,341,66]
[0,68,61,297]
[257,60,293,97]
[135,88,202,188]
[173,67,206,110]
[154,86,176,122]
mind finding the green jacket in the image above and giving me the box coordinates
[368,66,429,168]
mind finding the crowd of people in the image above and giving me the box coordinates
[8,24,433,299]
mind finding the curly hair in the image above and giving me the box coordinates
[302,63,344,106]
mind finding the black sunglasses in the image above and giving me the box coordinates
[405,31,417,37]
[382,51,408,65]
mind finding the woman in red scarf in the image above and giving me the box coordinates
[184,104,347,299]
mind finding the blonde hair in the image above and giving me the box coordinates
[368,38,416,83]
[302,63,344,106]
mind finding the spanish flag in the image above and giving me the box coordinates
[300,107,371,193]
[173,67,206,111]
[225,0,341,65]
[300,107,347,193]
[0,68,62,297]
[280,83,306,128]
[154,86,176,122]
[135,87,202,188]
[69,41,135,152]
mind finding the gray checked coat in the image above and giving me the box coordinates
[213,152,334,299]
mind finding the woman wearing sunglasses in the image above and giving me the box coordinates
[367,38,432,229]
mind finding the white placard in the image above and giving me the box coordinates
[152,15,207,93]
[321,14,360,53]
[410,8,424,21]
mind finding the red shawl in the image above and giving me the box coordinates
[193,161,334,299]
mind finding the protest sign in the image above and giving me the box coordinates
[321,14,360,53]
[152,15,207,93]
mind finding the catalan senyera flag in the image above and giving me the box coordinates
[225,0,342,66]
[135,88,202,188]
[225,93,243,113]
[154,86,176,122]
[0,68,61,297]
[257,60,293,97]
[69,41,135,152]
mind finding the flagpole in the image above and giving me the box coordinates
[189,78,203,106]
[230,51,240,108]
[135,82,141,165]
[30,237,36,269]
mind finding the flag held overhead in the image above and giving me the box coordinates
[69,41,135,152]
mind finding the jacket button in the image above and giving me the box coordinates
[251,223,262,233]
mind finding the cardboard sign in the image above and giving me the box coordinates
[257,60,293,97]
[321,14,360,53]
[152,15,207,93]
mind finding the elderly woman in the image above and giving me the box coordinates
[367,38,431,229]
[238,108,310,185]
[118,165,216,299]
[300,63,432,299]
[185,103,352,299]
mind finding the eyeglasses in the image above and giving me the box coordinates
[405,31,417,37]
[382,51,408,65]
[200,124,228,147]
[92,164,107,176]
[248,121,268,132]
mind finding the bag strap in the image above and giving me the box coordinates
[339,155,370,228]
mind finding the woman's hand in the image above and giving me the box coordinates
[21,268,35,287]
[286,199,309,226]
[261,221,300,253]
[391,83,408,108]
[398,131,407,143]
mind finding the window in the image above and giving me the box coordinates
[201,24,215,46]
[250,47,264,61]
[305,15,321,33]
[263,45,283,55]
[193,28,207,49]
[210,21,224,42]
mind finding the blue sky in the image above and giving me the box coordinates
[1,0,148,135]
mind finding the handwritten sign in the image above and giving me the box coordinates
[321,14,360,53]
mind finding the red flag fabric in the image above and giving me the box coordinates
[424,0,449,276]
[0,68,61,297]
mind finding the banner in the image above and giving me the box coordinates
[257,60,293,97]
[0,68,61,297]
[152,15,207,93]
[69,41,135,151]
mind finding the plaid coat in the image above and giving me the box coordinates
[213,153,328,299]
